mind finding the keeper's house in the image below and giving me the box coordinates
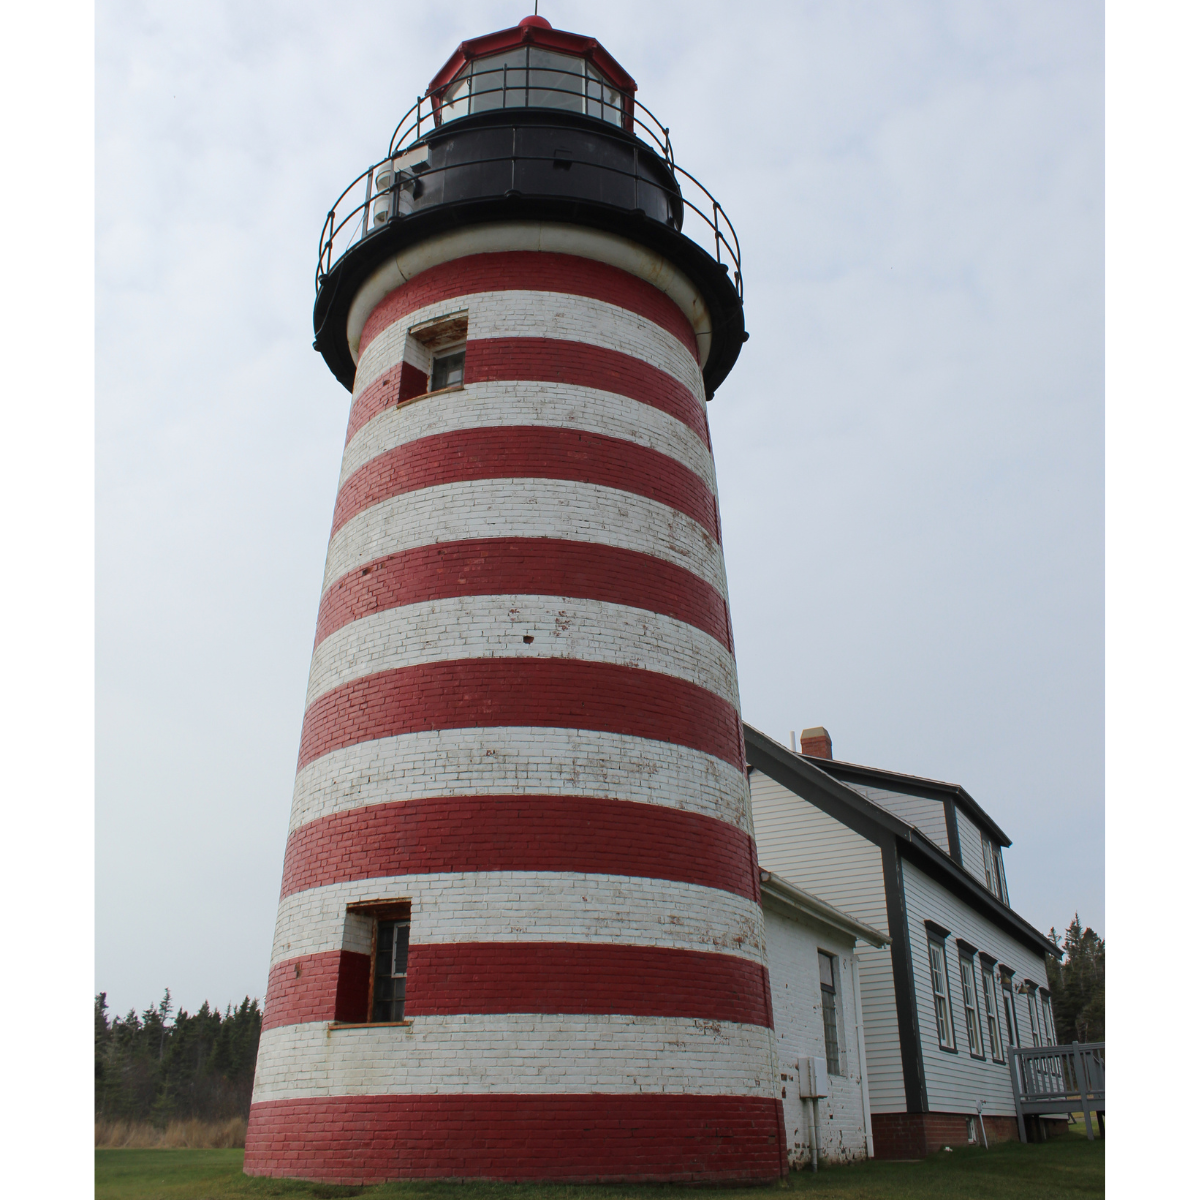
[747,724,1062,1158]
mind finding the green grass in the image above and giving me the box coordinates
[95,1135,1103,1200]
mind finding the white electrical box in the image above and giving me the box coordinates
[797,1056,829,1098]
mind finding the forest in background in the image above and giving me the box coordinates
[1046,915,1105,1043]
[94,990,261,1124]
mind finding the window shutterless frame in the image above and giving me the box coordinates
[1040,989,1057,1045]
[1000,970,1020,1048]
[818,950,841,1075]
[979,966,1004,1062]
[927,937,957,1051]
[958,952,985,1059]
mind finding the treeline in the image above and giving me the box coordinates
[1047,915,1105,1043]
[95,990,261,1124]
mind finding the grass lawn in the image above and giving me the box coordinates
[96,1131,1103,1200]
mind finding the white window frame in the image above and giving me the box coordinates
[979,965,1003,1062]
[1040,990,1057,1045]
[818,949,842,1076]
[1000,971,1021,1048]
[958,952,985,1059]
[927,938,956,1051]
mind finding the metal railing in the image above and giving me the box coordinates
[1008,1041,1105,1142]
[315,69,741,300]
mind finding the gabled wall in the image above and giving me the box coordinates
[842,784,949,854]
[750,773,904,1113]
[955,807,988,887]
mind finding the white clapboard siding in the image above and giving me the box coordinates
[956,807,988,886]
[764,904,867,1166]
[841,784,949,853]
[903,859,1051,1117]
[749,772,905,1113]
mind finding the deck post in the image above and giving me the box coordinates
[1073,1042,1094,1140]
[1008,1048,1027,1143]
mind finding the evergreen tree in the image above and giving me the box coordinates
[1047,914,1105,1043]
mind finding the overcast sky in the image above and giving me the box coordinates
[95,0,1103,1020]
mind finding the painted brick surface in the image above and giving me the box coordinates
[249,241,773,1181]
[289,726,752,832]
[339,381,716,494]
[269,873,769,967]
[763,905,869,1166]
[304,594,738,712]
[244,1094,785,1183]
[278,796,761,901]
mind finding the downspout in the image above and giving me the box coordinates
[852,950,875,1157]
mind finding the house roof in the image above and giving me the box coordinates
[759,870,891,948]
[809,755,1012,848]
[744,723,1060,959]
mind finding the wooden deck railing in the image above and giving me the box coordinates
[1008,1041,1105,1141]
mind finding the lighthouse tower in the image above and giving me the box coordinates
[245,16,782,1183]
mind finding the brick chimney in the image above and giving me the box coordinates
[800,726,833,759]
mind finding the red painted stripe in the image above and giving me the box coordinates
[263,942,770,1031]
[279,795,759,901]
[297,658,744,772]
[245,1094,788,1183]
[346,337,709,447]
[330,425,718,540]
[358,252,700,362]
[316,539,731,652]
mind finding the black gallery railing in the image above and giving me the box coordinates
[316,70,742,300]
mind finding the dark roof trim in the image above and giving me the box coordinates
[744,723,1060,960]
[924,919,951,940]
[801,754,1011,848]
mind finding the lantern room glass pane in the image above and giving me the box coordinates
[528,49,585,112]
[470,50,528,113]
[586,63,624,126]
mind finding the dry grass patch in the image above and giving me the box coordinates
[95,1117,247,1148]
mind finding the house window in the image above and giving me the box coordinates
[818,950,841,1075]
[430,345,465,391]
[927,937,956,1051]
[979,963,1004,1062]
[1040,990,1057,1045]
[958,950,985,1059]
[1024,984,1042,1046]
[1000,971,1020,1048]
[372,916,410,1022]
[980,835,1009,904]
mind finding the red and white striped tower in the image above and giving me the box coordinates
[246,16,783,1183]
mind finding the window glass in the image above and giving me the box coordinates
[1001,975,1020,1047]
[1026,990,1042,1046]
[431,347,465,391]
[959,956,984,1056]
[528,49,585,112]
[1041,993,1057,1044]
[470,50,528,113]
[928,941,955,1050]
[372,919,410,1022]
[818,951,840,1074]
[586,63,625,125]
[980,970,1003,1060]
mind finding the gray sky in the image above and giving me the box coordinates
[96,0,1103,1020]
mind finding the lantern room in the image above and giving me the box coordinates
[428,15,636,130]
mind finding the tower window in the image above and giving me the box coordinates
[372,917,410,1022]
[430,346,466,391]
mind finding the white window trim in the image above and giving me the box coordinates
[928,939,956,1051]
[958,953,985,1059]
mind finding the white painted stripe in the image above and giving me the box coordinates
[345,222,714,369]
[355,288,704,401]
[304,595,739,712]
[251,1016,778,1103]
[321,478,728,600]
[271,873,767,969]
[289,726,754,835]
[340,380,716,494]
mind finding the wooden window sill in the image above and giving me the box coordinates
[327,1020,413,1030]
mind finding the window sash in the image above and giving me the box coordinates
[1001,978,1020,1047]
[980,971,1003,1060]
[818,951,840,1073]
[959,956,983,1057]
[928,941,955,1050]
[1027,991,1042,1046]
[371,919,410,1022]
[1041,993,1057,1045]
